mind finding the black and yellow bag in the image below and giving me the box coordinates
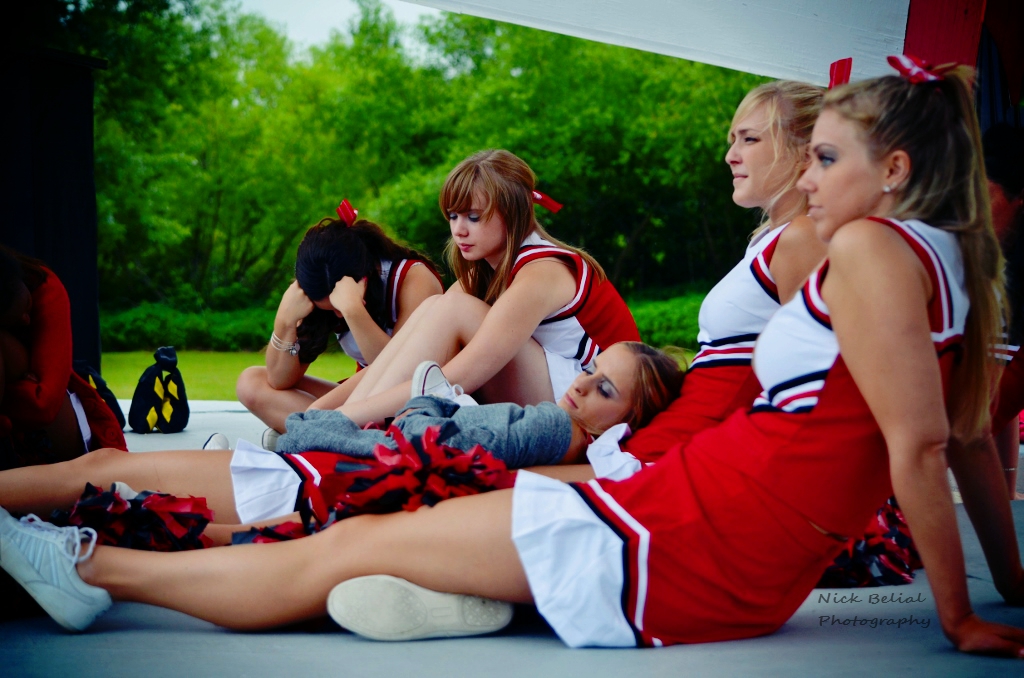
[128,347,189,433]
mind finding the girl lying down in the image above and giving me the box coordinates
[0,341,683,549]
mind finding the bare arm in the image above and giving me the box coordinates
[334,259,577,425]
[332,265,443,365]
[266,282,314,390]
[947,433,1024,604]
[769,215,827,304]
[826,219,1024,656]
[436,259,577,393]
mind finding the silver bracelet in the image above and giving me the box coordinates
[270,332,300,356]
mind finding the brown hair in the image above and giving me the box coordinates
[824,68,1006,438]
[440,149,606,304]
[731,81,823,233]
[618,341,686,431]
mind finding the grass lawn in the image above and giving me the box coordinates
[102,351,357,401]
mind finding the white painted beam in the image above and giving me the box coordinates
[406,0,909,85]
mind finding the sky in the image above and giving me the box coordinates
[235,0,442,49]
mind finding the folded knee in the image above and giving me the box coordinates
[236,366,269,407]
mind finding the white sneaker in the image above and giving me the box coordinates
[410,361,479,407]
[202,433,230,450]
[0,507,111,632]
[261,428,281,452]
[111,481,139,501]
[327,575,512,641]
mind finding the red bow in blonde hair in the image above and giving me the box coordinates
[532,190,563,214]
[887,54,956,84]
[828,58,852,89]
[336,199,359,227]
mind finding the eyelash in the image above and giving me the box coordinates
[816,152,835,167]
[583,365,613,398]
[448,212,481,223]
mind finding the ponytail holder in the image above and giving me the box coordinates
[532,190,563,214]
[336,199,359,227]
[887,54,956,84]
[828,58,852,89]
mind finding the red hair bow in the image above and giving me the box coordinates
[828,58,852,89]
[532,190,563,214]
[336,199,359,227]
[887,54,955,84]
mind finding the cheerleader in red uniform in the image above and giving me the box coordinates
[4,62,1024,658]
[622,81,826,463]
[329,149,639,427]
[0,246,125,469]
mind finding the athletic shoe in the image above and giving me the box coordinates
[410,361,479,407]
[0,507,111,632]
[111,481,139,501]
[327,575,512,641]
[202,433,230,450]
[261,428,281,452]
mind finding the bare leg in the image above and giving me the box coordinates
[334,293,554,426]
[237,366,337,432]
[302,369,365,412]
[0,448,241,522]
[523,464,596,482]
[202,511,302,546]
[342,295,451,402]
[78,489,531,629]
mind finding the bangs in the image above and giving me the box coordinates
[440,164,495,219]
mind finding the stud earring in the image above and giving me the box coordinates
[882,185,892,194]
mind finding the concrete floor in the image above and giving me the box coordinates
[2,401,1023,677]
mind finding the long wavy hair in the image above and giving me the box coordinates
[440,149,605,304]
[731,80,823,234]
[824,68,1006,439]
[293,218,437,363]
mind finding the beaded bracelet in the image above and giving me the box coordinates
[270,332,300,357]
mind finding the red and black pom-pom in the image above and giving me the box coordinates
[289,425,516,529]
[50,483,214,551]
[816,496,922,588]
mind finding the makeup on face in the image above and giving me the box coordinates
[725,106,786,211]
[559,343,638,434]
[448,190,508,268]
[798,109,891,241]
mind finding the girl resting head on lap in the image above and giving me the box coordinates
[329,149,639,427]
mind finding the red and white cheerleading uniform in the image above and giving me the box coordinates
[337,259,436,368]
[510,233,640,399]
[623,224,789,462]
[512,217,967,647]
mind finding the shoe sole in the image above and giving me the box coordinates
[328,575,513,641]
[0,509,110,632]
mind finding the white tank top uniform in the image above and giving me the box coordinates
[509,233,640,400]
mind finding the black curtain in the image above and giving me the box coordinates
[0,48,106,372]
